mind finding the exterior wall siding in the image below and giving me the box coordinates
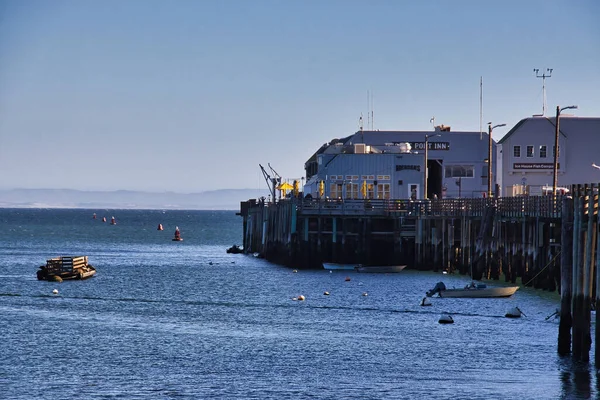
[305,130,497,199]
[499,117,600,195]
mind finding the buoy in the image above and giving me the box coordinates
[92,213,96,219]
[157,223,163,231]
[324,291,330,296]
[298,295,305,301]
[420,297,432,306]
[362,292,368,296]
[329,270,332,273]
[505,306,525,318]
[52,289,58,295]
[292,269,298,273]
[439,314,454,324]
[292,297,298,301]
[102,217,107,222]
[110,216,116,225]
[172,226,182,241]
[345,276,351,282]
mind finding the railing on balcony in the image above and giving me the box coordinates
[291,195,563,219]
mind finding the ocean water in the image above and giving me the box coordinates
[0,208,597,399]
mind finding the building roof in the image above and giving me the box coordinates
[498,116,600,144]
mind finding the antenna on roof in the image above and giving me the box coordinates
[366,90,370,131]
[534,68,553,116]
[479,76,483,140]
[371,91,374,131]
[430,116,435,130]
[359,113,364,132]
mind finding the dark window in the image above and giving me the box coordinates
[513,146,521,158]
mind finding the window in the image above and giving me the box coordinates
[526,145,534,158]
[540,145,547,158]
[376,183,390,199]
[345,183,358,199]
[444,165,475,178]
[330,183,343,199]
[513,146,521,158]
[366,183,375,199]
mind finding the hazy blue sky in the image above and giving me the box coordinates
[0,0,598,192]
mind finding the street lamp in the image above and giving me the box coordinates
[424,133,441,199]
[487,123,506,198]
[553,105,578,195]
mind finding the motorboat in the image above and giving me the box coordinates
[322,263,359,271]
[426,281,519,298]
[356,265,407,273]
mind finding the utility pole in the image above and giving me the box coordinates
[488,123,506,198]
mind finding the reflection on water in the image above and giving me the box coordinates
[559,358,595,400]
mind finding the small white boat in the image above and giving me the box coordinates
[426,281,519,298]
[439,314,454,324]
[356,265,407,273]
[322,263,359,271]
[505,307,525,318]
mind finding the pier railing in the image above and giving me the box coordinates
[294,195,562,218]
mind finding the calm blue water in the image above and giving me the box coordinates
[0,208,597,399]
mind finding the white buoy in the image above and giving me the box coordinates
[420,297,432,306]
[323,291,330,296]
[362,292,368,296]
[505,306,525,318]
[52,289,58,295]
[292,269,298,273]
[439,314,454,324]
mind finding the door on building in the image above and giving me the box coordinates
[408,184,419,200]
[426,159,443,199]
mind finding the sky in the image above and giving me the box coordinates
[0,0,598,193]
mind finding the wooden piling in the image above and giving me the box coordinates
[557,194,573,355]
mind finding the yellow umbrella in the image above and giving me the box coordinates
[319,180,324,197]
[361,180,367,198]
[277,181,294,197]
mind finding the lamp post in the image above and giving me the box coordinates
[487,123,505,198]
[424,133,441,199]
[553,105,578,195]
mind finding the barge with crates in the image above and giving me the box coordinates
[37,256,97,281]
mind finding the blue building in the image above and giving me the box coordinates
[304,125,497,199]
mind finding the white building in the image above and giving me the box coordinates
[303,126,497,200]
[498,116,600,196]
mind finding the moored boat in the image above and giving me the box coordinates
[426,281,519,298]
[356,265,407,273]
[322,262,359,271]
[37,256,97,281]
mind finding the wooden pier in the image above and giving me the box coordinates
[238,182,600,365]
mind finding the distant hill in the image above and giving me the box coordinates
[0,188,270,210]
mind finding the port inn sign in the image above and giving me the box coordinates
[393,142,451,151]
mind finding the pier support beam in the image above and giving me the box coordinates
[558,196,573,356]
